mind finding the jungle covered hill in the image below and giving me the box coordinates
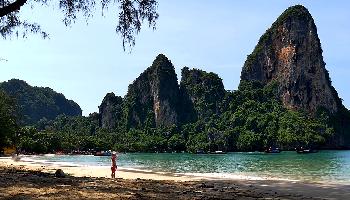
[1,5,350,154]
[0,76,341,154]
[1,57,349,154]
[0,79,82,125]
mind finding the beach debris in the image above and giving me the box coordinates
[55,169,65,178]
[197,182,214,188]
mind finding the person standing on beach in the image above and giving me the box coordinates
[111,152,117,178]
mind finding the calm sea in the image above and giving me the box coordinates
[22,150,350,184]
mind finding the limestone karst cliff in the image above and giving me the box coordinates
[101,57,227,129]
[98,92,123,130]
[240,5,341,115]
[124,54,180,128]
[179,67,226,122]
[8,5,348,153]
[93,6,349,149]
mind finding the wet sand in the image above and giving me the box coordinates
[0,157,350,199]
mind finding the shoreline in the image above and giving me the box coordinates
[0,156,312,183]
[1,156,350,199]
[0,156,200,181]
[1,155,349,185]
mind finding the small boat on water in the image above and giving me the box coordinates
[196,150,206,154]
[265,147,281,153]
[211,150,227,154]
[296,149,318,154]
[94,150,112,156]
[295,147,318,154]
[197,150,227,154]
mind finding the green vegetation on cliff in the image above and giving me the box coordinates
[99,93,124,130]
[0,90,18,150]
[2,5,350,154]
[180,67,225,121]
[183,80,333,152]
[124,54,180,129]
[5,54,347,154]
[243,5,314,71]
[0,79,82,125]
[13,78,336,154]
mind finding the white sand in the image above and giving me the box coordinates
[0,156,201,181]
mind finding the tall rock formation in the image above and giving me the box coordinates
[98,92,123,130]
[240,5,341,114]
[0,79,82,125]
[180,67,226,121]
[124,54,180,128]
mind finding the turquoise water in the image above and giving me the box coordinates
[25,151,350,184]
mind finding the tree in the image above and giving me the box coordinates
[0,0,159,50]
[0,90,18,150]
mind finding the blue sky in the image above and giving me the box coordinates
[1,0,349,115]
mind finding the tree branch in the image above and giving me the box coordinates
[0,0,28,18]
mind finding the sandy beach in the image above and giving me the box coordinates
[1,156,350,200]
[0,156,203,181]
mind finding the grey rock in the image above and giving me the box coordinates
[55,169,65,178]
[240,5,341,115]
[124,54,180,128]
[98,93,123,130]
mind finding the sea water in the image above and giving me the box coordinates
[22,150,350,184]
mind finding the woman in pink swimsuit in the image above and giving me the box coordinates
[111,152,117,178]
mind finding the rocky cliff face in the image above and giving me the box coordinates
[124,54,180,128]
[180,67,226,121]
[104,57,226,128]
[98,92,123,130]
[240,5,341,114]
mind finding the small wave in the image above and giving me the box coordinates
[45,161,81,167]
[117,167,154,173]
[181,172,300,182]
[19,156,39,163]
[17,156,81,167]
